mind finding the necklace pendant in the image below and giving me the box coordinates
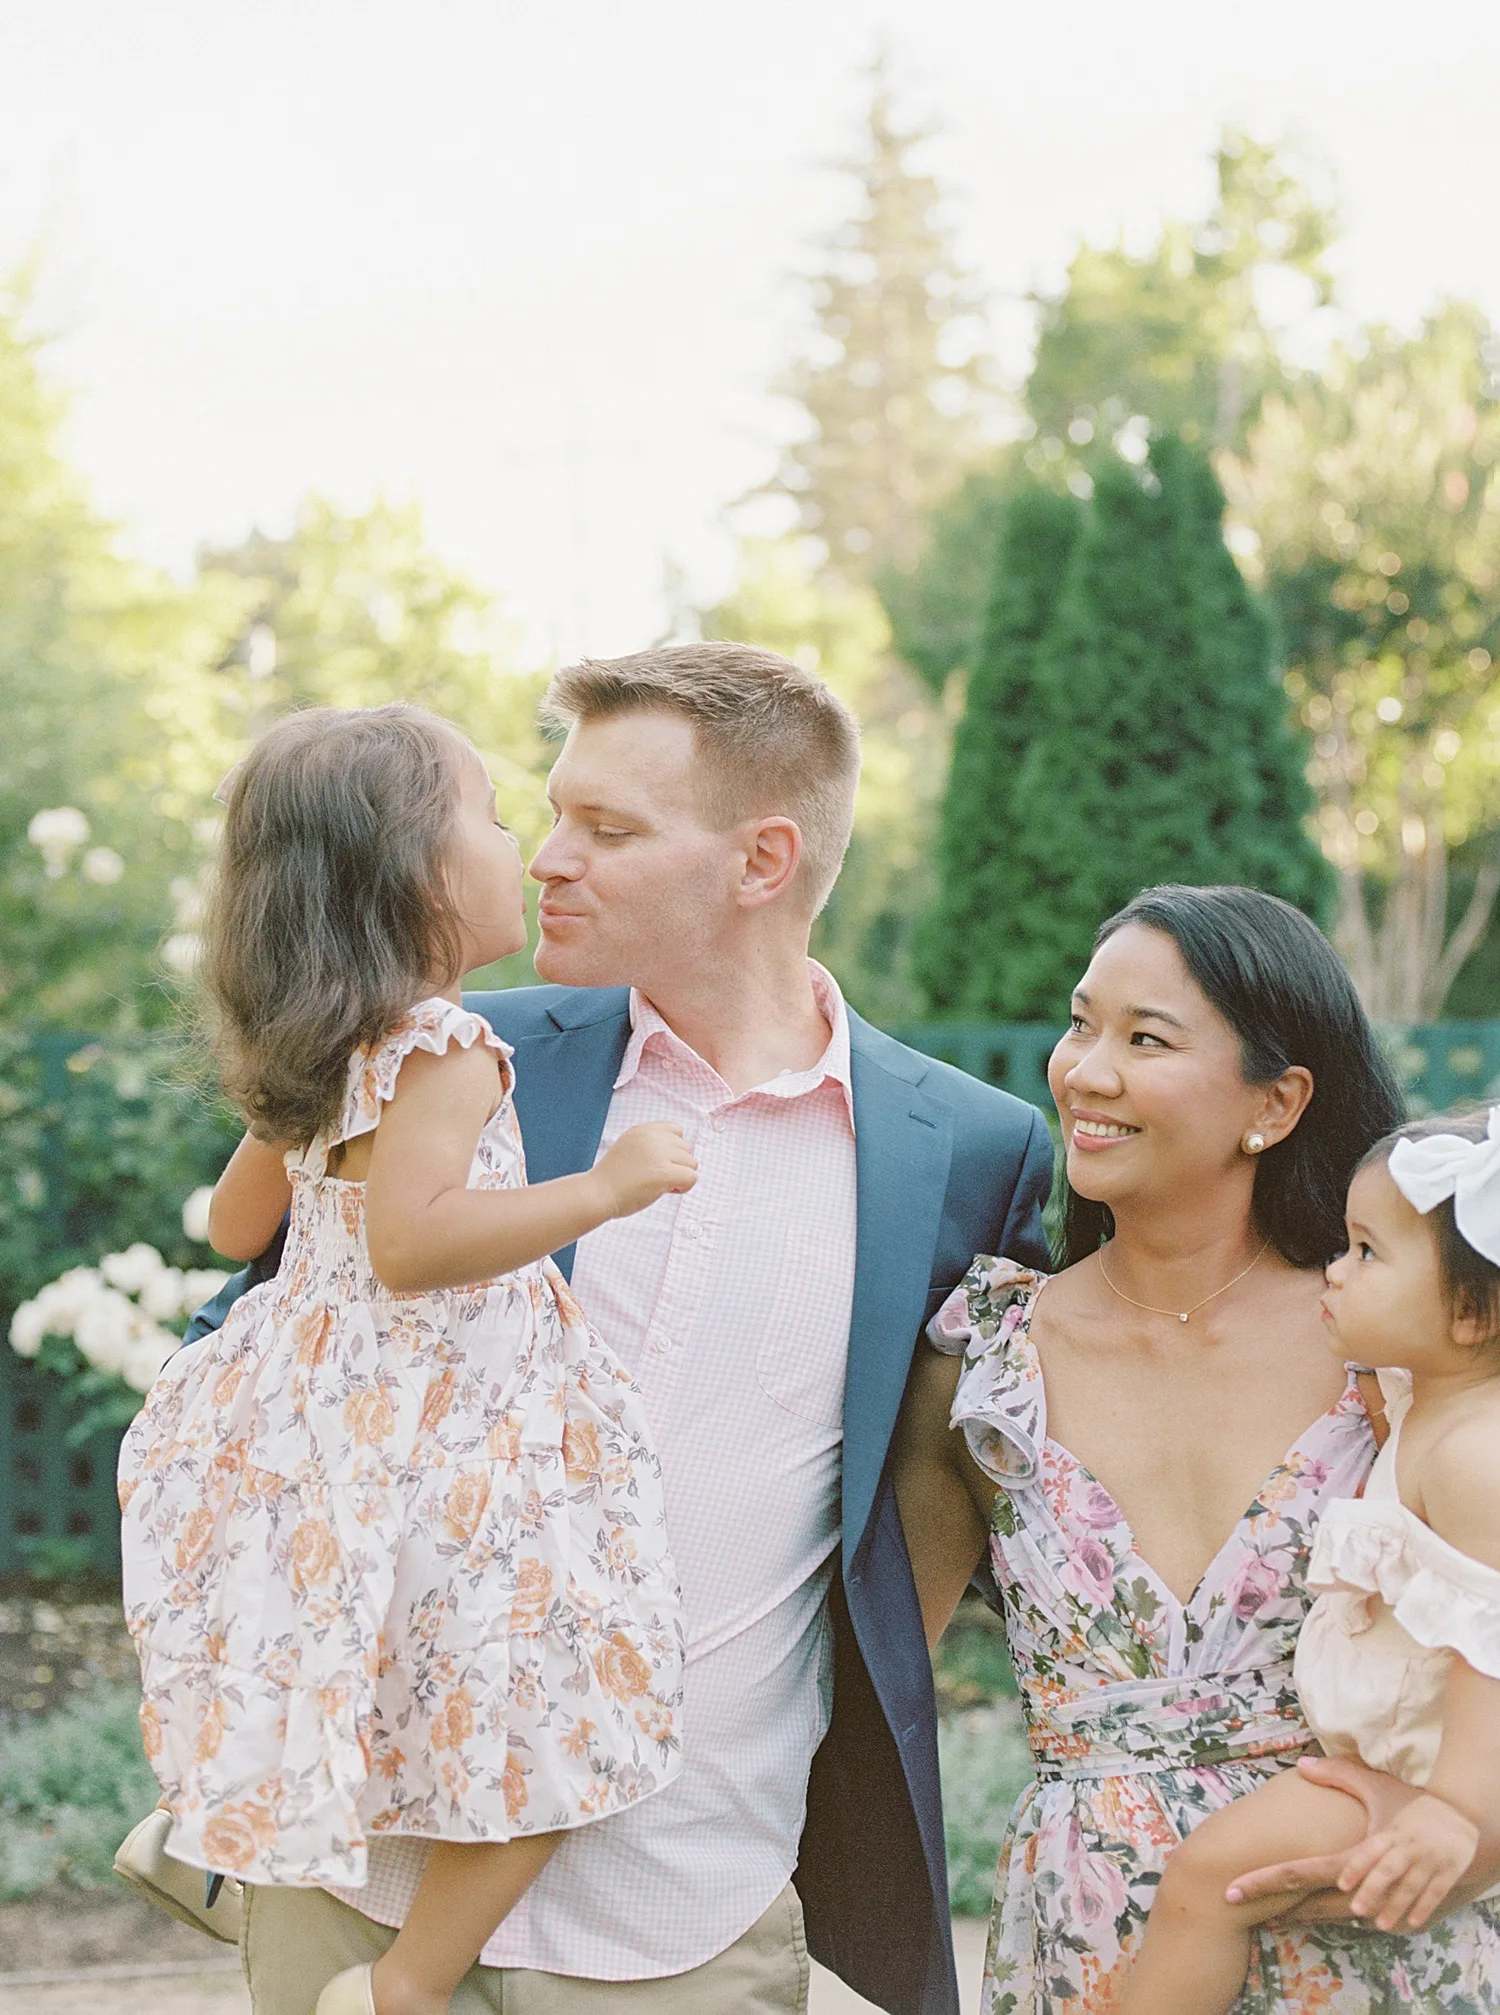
[1179,1312,1189,1323]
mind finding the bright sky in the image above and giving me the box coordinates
[1,0,1496,664]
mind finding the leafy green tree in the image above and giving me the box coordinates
[754,55,995,579]
[1028,132,1335,460]
[0,284,243,1029]
[914,485,1083,1012]
[1222,301,1500,1017]
[703,539,946,1022]
[990,436,1328,1018]
[881,133,1335,696]
[198,501,552,988]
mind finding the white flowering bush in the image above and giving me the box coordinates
[10,1244,228,1397]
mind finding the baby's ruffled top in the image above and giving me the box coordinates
[1296,1378,1500,1798]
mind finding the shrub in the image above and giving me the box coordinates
[0,1683,156,1896]
[939,1701,1035,1917]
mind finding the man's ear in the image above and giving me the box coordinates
[736,817,803,908]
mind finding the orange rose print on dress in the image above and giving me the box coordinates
[486,1412,523,1464]
[343,1387,396,1447]
[419,1368,456,1434]
[174,1506,215,1572]
[429,1687,476,1752]
[594,1632,652,1703]
[511,1558,553,1633]
[562,1419,601,1485]
[502,1751,529,1822]
[212,1362,245,1407]
[288,1517,340,1591]
[290,1304,334,1368]
[635,1701,673,1745]
[200,1801,277,1873]
[443,1470,489,1543]
[138,1696,163,1760]
[561,1718,597,1757]
[194,1696,230,1764]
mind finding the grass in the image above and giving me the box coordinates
[939,1703,1034,1917]
[0,1682,157,1898]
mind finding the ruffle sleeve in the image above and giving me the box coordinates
[926,1255,1047,1486]
[334,997,512,1148]
[1310,1500,1500,1680]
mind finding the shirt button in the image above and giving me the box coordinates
[683,1221,704,1241]
[710,1116,727,1134]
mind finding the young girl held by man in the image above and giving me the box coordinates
[1122,1107,1500,2012]
[118,705,694,2015]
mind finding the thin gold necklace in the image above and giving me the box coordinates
[1097,1240,1270,1324]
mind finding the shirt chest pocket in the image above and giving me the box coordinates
[754,1226,848,1430]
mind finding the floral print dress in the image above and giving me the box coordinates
[929,1258,1500,2014]
[119,998,684,1890]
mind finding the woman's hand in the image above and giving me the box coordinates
[1232,1756,1500,1926]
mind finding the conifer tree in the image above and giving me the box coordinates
[914,485,1083,1011]
[758,56,992,579]
[974,436,1329,1019]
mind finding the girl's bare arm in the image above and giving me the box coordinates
[892,1346,992,1648]
[208,1134,294,1260]
[363,1042,695,1293]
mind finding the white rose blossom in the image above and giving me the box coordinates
[181,1187,215,1244]
[8,1200,230,1393]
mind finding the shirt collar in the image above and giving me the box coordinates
[616,960,854,1123]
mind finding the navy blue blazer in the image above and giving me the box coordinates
[185,984,1053,2015]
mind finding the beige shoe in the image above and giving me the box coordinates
[112,1808,243,1944]
[315,1964,378,2015]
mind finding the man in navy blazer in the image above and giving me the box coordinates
[183,645,1051,2015]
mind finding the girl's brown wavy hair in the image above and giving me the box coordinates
[203,704,467,1146]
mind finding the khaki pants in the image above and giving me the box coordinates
[240,1878,810,2014]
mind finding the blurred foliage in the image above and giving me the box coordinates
[0,1682,158,1895]
[704,541,947,1022]
[971,438,1326,1019]
[199,503,554,991]
[881,132,1336,706]
[914,486,1084,1012]
[939,1703,1034,1916]
[1027,131,1336,463]
[0,281,245,1030]
[1223,302,1500,1018]
[0,1032,237,1327]
[751,54,998,582]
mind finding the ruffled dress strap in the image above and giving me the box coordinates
[331,996,512,1152]
[927,1255,1049,1485]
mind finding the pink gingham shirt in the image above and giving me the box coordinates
[328,962,857,1977]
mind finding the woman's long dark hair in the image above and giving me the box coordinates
[203,704,467,1146]
[1059,884,1404,1270]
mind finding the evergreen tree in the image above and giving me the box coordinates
[983,436,1329,1019]
[756,56,993,579]
[914,485,1083,1011]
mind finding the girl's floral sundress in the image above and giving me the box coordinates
[930,1258,1500,2014]
[119,998,685,1889]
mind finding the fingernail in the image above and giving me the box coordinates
[1225,1887,1242,1902]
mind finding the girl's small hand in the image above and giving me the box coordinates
[595,1124,699,1219]
[1334,1792,1478,1931]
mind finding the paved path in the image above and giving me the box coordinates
[0,1921,990,2014]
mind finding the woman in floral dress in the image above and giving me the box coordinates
[898,885,1500,2011]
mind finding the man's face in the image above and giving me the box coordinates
[529,710,745,991]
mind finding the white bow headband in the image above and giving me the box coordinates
[1388,1106,1500,1267]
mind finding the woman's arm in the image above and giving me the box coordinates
[892,1346,993,1649]
[363,1042,695,1293]
[208,1134,294,1261]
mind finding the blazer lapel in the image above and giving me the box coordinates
[843,1017,953,1565]
[496,991,630,1282]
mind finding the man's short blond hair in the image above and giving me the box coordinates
[543,643,861,914]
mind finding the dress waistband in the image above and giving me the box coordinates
[1027,1662,1311,1782]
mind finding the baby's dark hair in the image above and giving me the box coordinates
[202,704,469,1146]
[1360,1108,1500,1338]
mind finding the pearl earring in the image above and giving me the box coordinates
[1245,1132,1266,1155]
